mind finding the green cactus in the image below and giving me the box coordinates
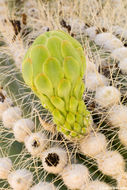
[22,30,91,138]
[2,1,127,190]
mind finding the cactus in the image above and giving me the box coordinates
[22,30,91,138]
[1,0,127,190]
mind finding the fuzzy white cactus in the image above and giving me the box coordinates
[2,107,22,129]
[118,128,127,147]
[118,58,127,74]
[113,25,127,39]
[84,180,112,190]
[103,38,123,52]
[8,169,33,190]
[116,172,127,189]
[30,181,56,190]
[94,33,114,46]
[108,105,127,128]
[0,96,12,120]
[13,118,34,142]
[68,18,86,36]
[96,151,125,177]
[0,157,12,179]
[61,164,90,190]
[1,0,127,190]
[80,132,107,157]
[85,72,108,91]
[94,32,123,52]
[85,27,97,40]
[111,47,127,61]
[95,86,121,108]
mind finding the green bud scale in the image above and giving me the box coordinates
[22,30,91,138]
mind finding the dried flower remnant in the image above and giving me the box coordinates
[42,147,68,174]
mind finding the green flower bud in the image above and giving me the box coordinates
[22,30,91,139]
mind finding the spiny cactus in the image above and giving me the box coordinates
[22,30,91,139]
[1,0,127,190]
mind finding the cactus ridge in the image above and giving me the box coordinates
[22,30,91,138]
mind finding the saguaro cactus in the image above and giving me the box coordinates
[22,30,91,138]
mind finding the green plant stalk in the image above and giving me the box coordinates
[22,30,91,138]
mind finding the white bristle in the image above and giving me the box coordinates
[85,72,108,91]
[108,105,127,128]
[42,147,68,174]
[8,169,33,190]
[97,151,125,177]
[111,47,127,61]
[80,133,107,158]
[84,180,112,190]
[118,128,127,147]
[30,181,56,190]
[25,132,48,157]
[0,157,12,179]
[2,107,22,129]
[62,164,90,190]
[85,27,97,40]
[118,58,127,74]
[95,86,121,108]
[94,33,114,46]
[13,118,34,142]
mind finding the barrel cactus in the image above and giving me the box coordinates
[22,30,91,138]
[1,0,127,190]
